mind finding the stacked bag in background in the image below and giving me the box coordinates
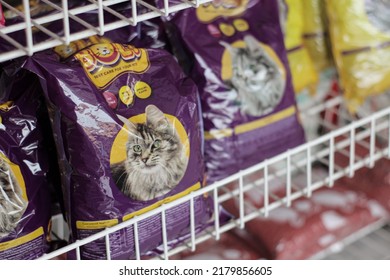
[278,0,319,94]
[222,165,389,259]
[326,0,390,112]
[163,0,306,184]
[0,65,52,259]
[301,0,333,73]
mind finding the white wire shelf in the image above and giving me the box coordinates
[39,90,390,260]
[0,0,210,62]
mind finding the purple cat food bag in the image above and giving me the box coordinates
[25,42,214,260]
[164,0,306,183]
[0,66,51,259]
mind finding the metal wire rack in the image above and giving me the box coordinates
[0,0,209,62]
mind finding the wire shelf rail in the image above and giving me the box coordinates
[0,0,210,62]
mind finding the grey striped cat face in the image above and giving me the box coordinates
[125,122,182,173]
[232,47,275,90]
[112,105,188,201]
[222,35,285,116]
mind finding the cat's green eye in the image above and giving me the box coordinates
[153,139,161,149]
[133,145,142,153]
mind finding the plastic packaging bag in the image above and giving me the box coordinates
[301,0,333,72]
[165,0,306,184]
[279,0,319,94]
[326,0,390,112]
[0,66,52,259]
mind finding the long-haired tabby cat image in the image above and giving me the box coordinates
[111,105,188,201]
[365,0,390,34]
[0,156,27,238]
[221,35,286,116]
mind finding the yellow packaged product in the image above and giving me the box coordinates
[302,0,333,71]
[279,0,318,94]
[326,0,390,112]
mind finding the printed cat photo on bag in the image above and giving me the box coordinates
[110,105,189,201]
[0,155,27,238]
[220,35,286,116]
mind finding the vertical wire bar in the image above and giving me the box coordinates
[370,119,376,168]
[76,246,81,260]
[132,0,138,26]
[349,128,355,177]
[264,163,269,217]
[134,222,141,260]
[62,0,70,45]
[23,0,34,55]
[105,233,111,260]
[163,0,169,16]
[239,172,245,229]
[329,137,335,187]
[306,147,312,197]
[286,153,291,207]
[213,188,220,240]
[97,0,105,35]
[161,210,168,260]
[190,195,196,252]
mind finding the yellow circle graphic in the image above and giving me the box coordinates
[233,19,249,32]
[110,113,190,165]
[119,85,134,106]
[0,152,27,201]
[219,23,236,37]
[134,81,152,99]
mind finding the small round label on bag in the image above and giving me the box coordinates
[134,81,152,99]
[219,23,235,37]
[119,85,134,106]
[233,19,249,32]
[103,91,118,109]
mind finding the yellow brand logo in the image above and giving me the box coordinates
[75,43,150,89]
[196,0,249,23]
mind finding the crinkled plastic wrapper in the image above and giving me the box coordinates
[326,0,390,112]
[0,67,51,259]
[24,43,214,260]
[164,0,305,184]
[301,0,333,72]
[279,0,319,94]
